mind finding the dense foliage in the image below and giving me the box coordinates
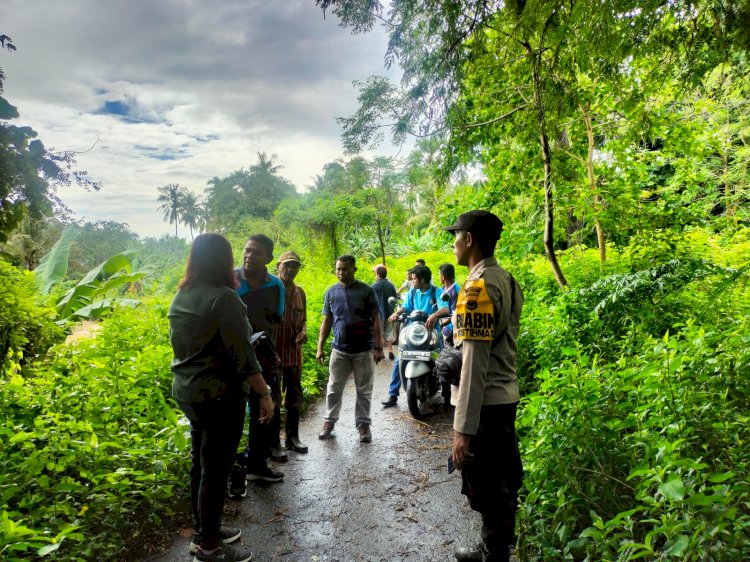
[0,303,182,560]
[514,228,750,561]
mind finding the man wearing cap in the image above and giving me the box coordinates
[371,264,398,360]
[275,250,309,454]
[444,210,524,562]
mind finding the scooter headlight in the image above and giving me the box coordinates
[406,323,430,346]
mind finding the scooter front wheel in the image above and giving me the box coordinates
[406,378,425,420]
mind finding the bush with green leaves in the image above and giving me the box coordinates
[0,300,187,561]
[518,320,750,561]
[514,226,750,561]
[0,258,63,376]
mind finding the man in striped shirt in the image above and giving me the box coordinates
[275,250,309,454]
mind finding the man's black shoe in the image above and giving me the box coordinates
[388,351,395,360]
[381,395,398,407]
[286,436,308,454]
[246,461,284,483]
[270,445,288,463]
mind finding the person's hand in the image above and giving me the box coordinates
[295,331,308,344]
[388,312,398,323]
[259,395,275,424]
[452,431,473,468]
[373,348,385,364]
[316,348,326,364]
[425,313,437,330]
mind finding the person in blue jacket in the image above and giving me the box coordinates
[380,265,448,407]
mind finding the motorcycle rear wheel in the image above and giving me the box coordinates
[406,378,425,420]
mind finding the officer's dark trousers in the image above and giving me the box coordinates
[461,402,523,562]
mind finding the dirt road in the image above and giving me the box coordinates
[149,359,482,562]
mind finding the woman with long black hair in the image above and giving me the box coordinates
[169,233,274,562]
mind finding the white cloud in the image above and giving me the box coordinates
[2,0,405,237]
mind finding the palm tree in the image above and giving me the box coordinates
[180,191,203,241]
[251,152,282,175]
[157,183,184,237]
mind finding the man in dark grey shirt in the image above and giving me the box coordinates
[316,255,385,443]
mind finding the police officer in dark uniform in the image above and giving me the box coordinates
[444,210,524,562]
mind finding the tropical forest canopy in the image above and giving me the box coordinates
[1,2,750,560]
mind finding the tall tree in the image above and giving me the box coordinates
[1,35,99,242]
[180,191,203,240]
[203,153,296,230]
[68,220,139,275]
[156,183,185,237]
[316,0,744,287]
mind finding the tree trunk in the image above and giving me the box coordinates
[723,153,733,218]
[330,224,339,262]
[583,106,606,264]
[530,48,568,288]
[540,130,568,288]
[376,215,386,265]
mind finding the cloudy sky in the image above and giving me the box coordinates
[2,0,400,237]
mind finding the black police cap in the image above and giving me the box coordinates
[443,210,504,240]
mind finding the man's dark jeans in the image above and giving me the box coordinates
[177,394,245,550]
[246,368,280,465]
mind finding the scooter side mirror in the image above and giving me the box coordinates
[388,296,398,305]
[440,292,450,302]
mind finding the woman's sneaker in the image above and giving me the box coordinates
[193,542,253,562]
[189,528,242,554]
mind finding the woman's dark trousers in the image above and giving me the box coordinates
[177,394,245,550]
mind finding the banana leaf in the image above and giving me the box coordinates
[35,225,81,294]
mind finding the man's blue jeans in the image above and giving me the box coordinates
[388,357,401,398]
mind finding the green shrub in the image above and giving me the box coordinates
[514,227,750,561]
[0,259,63,376]
[0,300,187,561]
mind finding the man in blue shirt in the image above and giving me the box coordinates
[316,255,385,443]
[381,265,448,407]
[235,234,286,483]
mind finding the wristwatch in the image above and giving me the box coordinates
[259,385,272,397]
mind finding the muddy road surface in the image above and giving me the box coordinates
[149,360,484,562]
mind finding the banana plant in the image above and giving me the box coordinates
[55,251,146,321]
[35,227,148,321]
[35,225,81,294]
